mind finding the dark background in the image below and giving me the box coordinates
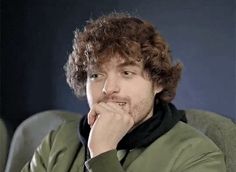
[1,0,235,129]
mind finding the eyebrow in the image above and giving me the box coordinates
[87,60,141,72]
[117,61,141,68]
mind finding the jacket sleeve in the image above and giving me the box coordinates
[21,130,57,172]
[85,150,125,172]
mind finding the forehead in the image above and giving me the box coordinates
[87,54,143,70]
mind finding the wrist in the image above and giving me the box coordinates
[89,146,116,158]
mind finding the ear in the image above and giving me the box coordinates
[154,85,163,94]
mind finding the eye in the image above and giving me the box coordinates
[89,73,103,80]
[123,71,132,75]
[90,74,98,78]
[122,71,135,78]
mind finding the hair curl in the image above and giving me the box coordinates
[65,12,183,103]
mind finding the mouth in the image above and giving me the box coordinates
[117,102,126,106]
[112,101,130,114]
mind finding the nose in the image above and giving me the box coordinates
[102,75,120,96]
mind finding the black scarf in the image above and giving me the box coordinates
[78,100,186,150]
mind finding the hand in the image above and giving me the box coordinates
[87,102,134,158]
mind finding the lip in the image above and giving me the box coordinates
[106,101,127,106]
[107,101,130,113]
[114,101,126,103]
[116,102,126,106]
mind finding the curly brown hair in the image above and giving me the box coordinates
[65,12,183,103]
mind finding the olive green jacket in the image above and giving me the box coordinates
[21,120,226,172]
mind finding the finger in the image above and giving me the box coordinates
[87,109,97,127]
[87,104,103,126]
[105,102,125,113]
[98,102,123,116]
[98,102,115,112]
[106,102,130,115]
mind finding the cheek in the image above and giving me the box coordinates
[128,83,155,104]
[128,86,156,120]
[86,82,93,108]
[86,82,103,107]
[131,93,154,112]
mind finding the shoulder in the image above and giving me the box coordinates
[165,122,226,171]
[149,121,222,155]
[51,118,81,144]
[136,122,225,170]
[45,119,84,168]
[168,121,220,151]
[21,118,84,171]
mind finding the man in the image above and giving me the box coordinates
[22,12,226,172]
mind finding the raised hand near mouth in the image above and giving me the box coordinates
[87,102,134,158]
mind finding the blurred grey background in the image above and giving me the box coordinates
[1,0,235,129]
